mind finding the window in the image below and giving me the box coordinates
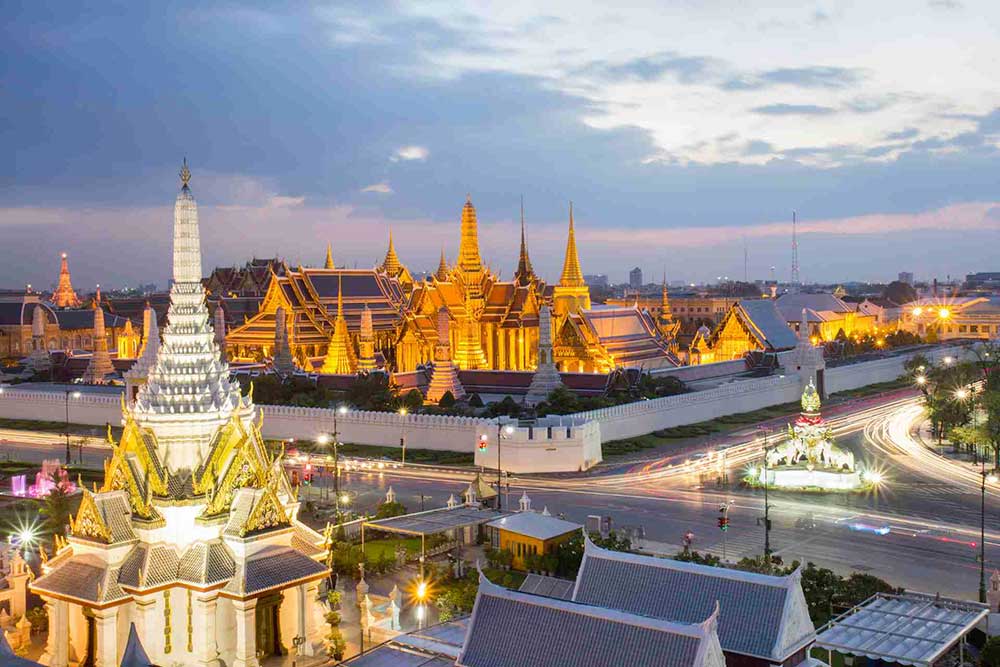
[970,325,978,333]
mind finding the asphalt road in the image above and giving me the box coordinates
[1,391,995,598]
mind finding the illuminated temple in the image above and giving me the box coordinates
[227,198,679,376]
[31,162,329,667]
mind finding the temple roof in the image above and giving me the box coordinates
[54,308,130,331]
[573,540,814,661]
[717,300,799,351]
[459,574,723,667]
[559,203,585,288]
[32,553,129,604]
[223,544,328,596]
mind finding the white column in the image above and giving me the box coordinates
[297,583,320,657]
[40,597,69,667]
[194,593,219,666]
[133,595,159,664]
[93,607,119,667]
[232,598,258,667]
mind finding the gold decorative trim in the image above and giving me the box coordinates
[164,589,172,654]
[69,490,111,543]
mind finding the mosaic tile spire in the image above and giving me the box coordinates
[52,252,81,308]
[458,195,483,273]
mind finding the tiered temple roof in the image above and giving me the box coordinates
[52,252,82,308]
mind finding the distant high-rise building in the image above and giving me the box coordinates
[898,272,914,285]
[584,274,609,288]
[629,267,643,290]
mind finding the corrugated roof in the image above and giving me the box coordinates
[572,540,812,660]
[817,593,988,667]
[486,512,581,541]
[458,575,720,667]
[518,573,575,600]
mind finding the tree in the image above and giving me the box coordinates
[555,531,631,577]
[345,373,401,411]
[981,636,1000,667]
[882,280,917,306]
[40,472,73,538]
[438,391,456,408]
[468,393,484,408]
[402,389,424,413]
[434,571,480,621]
[374,501,407,519]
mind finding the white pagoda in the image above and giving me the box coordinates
[32,161,330,667]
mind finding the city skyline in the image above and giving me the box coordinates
[4,2,1000,287]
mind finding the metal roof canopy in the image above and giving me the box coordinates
[363,506,509,537]
[816,592,989,667]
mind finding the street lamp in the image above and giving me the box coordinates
[64,390,81,465]
[398,407,408,466]
[757,426,773,561]
[495,422,515,510]
[979,465,998,603]
[329,405,349,512]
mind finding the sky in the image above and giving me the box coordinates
[3,1,1000,290]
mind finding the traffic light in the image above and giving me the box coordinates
[717,516,729,531]
[478,434,489,452]
[303,462,312,485]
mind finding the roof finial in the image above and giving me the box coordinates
[180,158,191,187]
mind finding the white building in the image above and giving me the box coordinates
[31,162,330,667]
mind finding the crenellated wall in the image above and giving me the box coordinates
[0,344,968,471]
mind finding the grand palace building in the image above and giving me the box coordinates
[227,198,680,375]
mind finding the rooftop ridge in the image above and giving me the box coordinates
[581,536,795,589]
[476,569,716,639]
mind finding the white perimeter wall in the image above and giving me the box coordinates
[0,345,965,472]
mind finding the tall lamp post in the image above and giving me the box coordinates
[318,405,349,511]
[979,463,998,603]
[757,426,773,560]
[398,407,408,466]
[64,390,80,465]
[495,421,514,510]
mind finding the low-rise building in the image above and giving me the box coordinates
[775,293,876,342]
[900,296,1000,340]
[486,508,581,570]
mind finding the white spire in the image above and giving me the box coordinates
[124,304,159,385]
[131,162,248,472]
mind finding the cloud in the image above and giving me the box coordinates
[751,104,837,116]
[588,52,721,84]
[391,145,430,162]
[362,182,393,194]
[885,128,920,141]
[722,66,863,91]
[929,0,962,9]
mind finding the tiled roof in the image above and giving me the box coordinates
[118,544,179,589]
[733,300,800,351]
[572,540,814,660]
[225,545,328,596]
[32,554,129,604]
[458,575,722,667]
[291,524,326,557]
[486,512,581,541]
[178,541,236,585]
[518,573,575,600]
[776,293,854,316]
[54,308,130,331]
[94,492,137,544]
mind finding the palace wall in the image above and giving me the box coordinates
[0,344,966,471]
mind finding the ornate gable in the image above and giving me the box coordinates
[69,490,112,543]
[200,413,273,518]
[240,481,290,537]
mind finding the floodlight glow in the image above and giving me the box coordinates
[504,425,515,435]
[316,434,330,445]
[916,375,927,385]
[955,388,969,400]
[912,307,923,316]
[938,308,950,319]
[72,391,81,398]
[987,474,999,484]
[337,406,348,415]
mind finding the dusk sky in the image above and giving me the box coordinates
[4,1,1000,290]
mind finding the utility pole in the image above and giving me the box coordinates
[790,211,800,290]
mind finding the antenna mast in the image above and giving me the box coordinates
[790,211,800,289]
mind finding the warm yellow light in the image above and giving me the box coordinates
[912,307,923,316]
[987,474,999,484]
[916,375,927,385]
[938,308,950,319]
[337,406,348,415]
[398,407,408,416]
[955,388,969,400]
[415,580,428,602]
[809,336,819,345]
[339,493,350,505]
[943,356,953,365]
[316,434,330,445]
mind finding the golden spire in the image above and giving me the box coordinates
[53,252,81,308]
[321,275,356,374]
[559,202,585,287]
[514,196,535,285]
[324,243,335,270]
[381,230,401,276]
[659,270,673,321]
[435,247,449,281]
[458,195,483,273]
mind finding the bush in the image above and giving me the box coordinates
[982,636,1000,667]
[374,501,407,519]
[468,393,484,408]
[439,391,456,408]
[402,389,424,413]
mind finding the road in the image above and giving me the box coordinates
[1,390,995,598]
